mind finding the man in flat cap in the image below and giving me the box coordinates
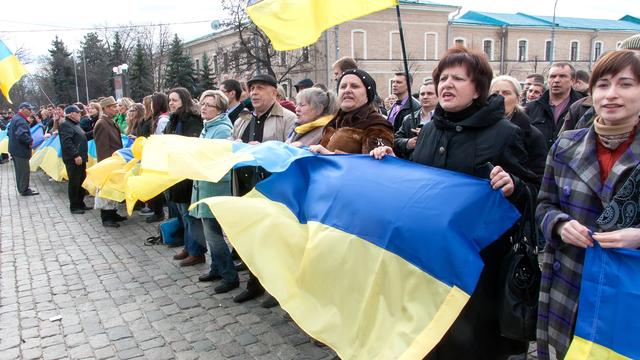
[231,74,296,307]
[59,105,92,214]
[8,102,38,196]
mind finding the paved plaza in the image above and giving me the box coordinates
[0,165,336,360]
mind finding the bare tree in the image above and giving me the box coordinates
[219,0,311,82]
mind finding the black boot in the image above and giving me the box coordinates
[101,210,119,228]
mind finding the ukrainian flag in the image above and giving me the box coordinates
[198,154,520,359]
[565,244,640,359]
[29,133,67,181]
[0,40,28,103]
[247,0,397,50]
[31,123,45,149]
[0,129,7,153]
[125,135,313,213]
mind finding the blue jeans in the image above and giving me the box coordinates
[175,203,206,256]
[202,218,238,285]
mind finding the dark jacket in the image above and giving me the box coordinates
[93,114,123,161]
[560,96,594,132]
[394,108,434,159]
[7,112,32,159]
[227,98,254,124]
[525,89,584,149]
[164,111,203,204]
[79,115,98,135]
[59,118,88,162]
[412,94,536,358]
[390,96,420,133]
[509,110,547,187]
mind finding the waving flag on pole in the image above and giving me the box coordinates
[247,0,397,50]
[565,244,640,359]
[0,40,28,104]
[198,155,520,359]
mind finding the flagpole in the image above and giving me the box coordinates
[28,74,55,106]
[395,4,416,125]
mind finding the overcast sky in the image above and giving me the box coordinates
[0,0,637,63]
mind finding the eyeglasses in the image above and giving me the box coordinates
[201,103,217,109]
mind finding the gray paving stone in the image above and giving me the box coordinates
[68,344,94,359]
[114,338,139,351]
[21,347,43,360]
[88,334,110,349]
[107,326,132,341]
[143,346,175,360]
[139,337,165,351]
[42,344,67,360]
[236,333,259,346]
[117,347,144,359]
[94,346,116,360]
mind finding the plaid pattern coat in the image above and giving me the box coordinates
[536,126,640,359]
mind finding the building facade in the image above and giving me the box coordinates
[182,1,640,99]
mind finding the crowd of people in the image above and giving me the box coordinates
[2,32,640,359]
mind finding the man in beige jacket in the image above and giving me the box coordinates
[232,74,296,307]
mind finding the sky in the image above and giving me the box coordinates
[0,0,637,64]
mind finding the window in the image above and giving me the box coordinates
[454,37,466,47]
[351,30,367,59]
[213,54,218,73]
[223,53,229,71]
[280,51,287,65]
[424,32,438,60]
[195,58,200,73]
[544,40,553,62]
[234,51,240,71]
[389,31,401,60]
[593,41,603,61]
[570,41,579,61]
[483,39,494,61]
[301,47,310,62]
[517,39,528,62]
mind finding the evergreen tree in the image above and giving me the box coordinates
[197,52,216,96]
[164,34,196,94]
[128,41,154,102]
[81,32,112,100]
[110,32,125,68]
[47,36,75,104]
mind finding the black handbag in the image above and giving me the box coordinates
[498,185,541,341]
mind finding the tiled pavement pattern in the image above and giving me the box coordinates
[0,165,336,360]
[0,164,539,360]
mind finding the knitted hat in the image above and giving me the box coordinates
[337,69,377,104]
[619,34,640,50]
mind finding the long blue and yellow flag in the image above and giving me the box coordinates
[198,154,520,359]
[29,133,67,181]
[565,244,640,359]
[0,129,7,153]
[247,0,397,50]
[0,40,28,103]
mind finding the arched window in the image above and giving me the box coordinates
[351,30,367,60]
[517,39,528,62]
[482,39,494,61]
[592,41,603,61]
[570,40,580,61]
[424,32,438,60]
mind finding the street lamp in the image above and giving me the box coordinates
[550,0,559,63]
[112,63,129,99]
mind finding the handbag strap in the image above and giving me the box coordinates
[512,184,538,250]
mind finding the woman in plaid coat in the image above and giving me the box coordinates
[536,50,640,359]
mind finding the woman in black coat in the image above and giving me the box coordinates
[164,87,206,267]
[372,46,538,359]
[490,75,547,187]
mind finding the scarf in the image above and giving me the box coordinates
[294,115,334,135]
[593,115,639,150]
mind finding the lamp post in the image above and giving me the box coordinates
[550,0,559,63]
[112,63,129,99]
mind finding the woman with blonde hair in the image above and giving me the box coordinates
[115,97,134,134]
[490,75,547,184]
[125,103,146,138]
